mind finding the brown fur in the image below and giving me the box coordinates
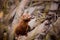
[15,14,31,36]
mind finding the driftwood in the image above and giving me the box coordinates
[8,0,59,40]
[26,20,50,40]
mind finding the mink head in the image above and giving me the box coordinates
[21,14,31,22]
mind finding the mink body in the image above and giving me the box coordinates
[15,14,31,36]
